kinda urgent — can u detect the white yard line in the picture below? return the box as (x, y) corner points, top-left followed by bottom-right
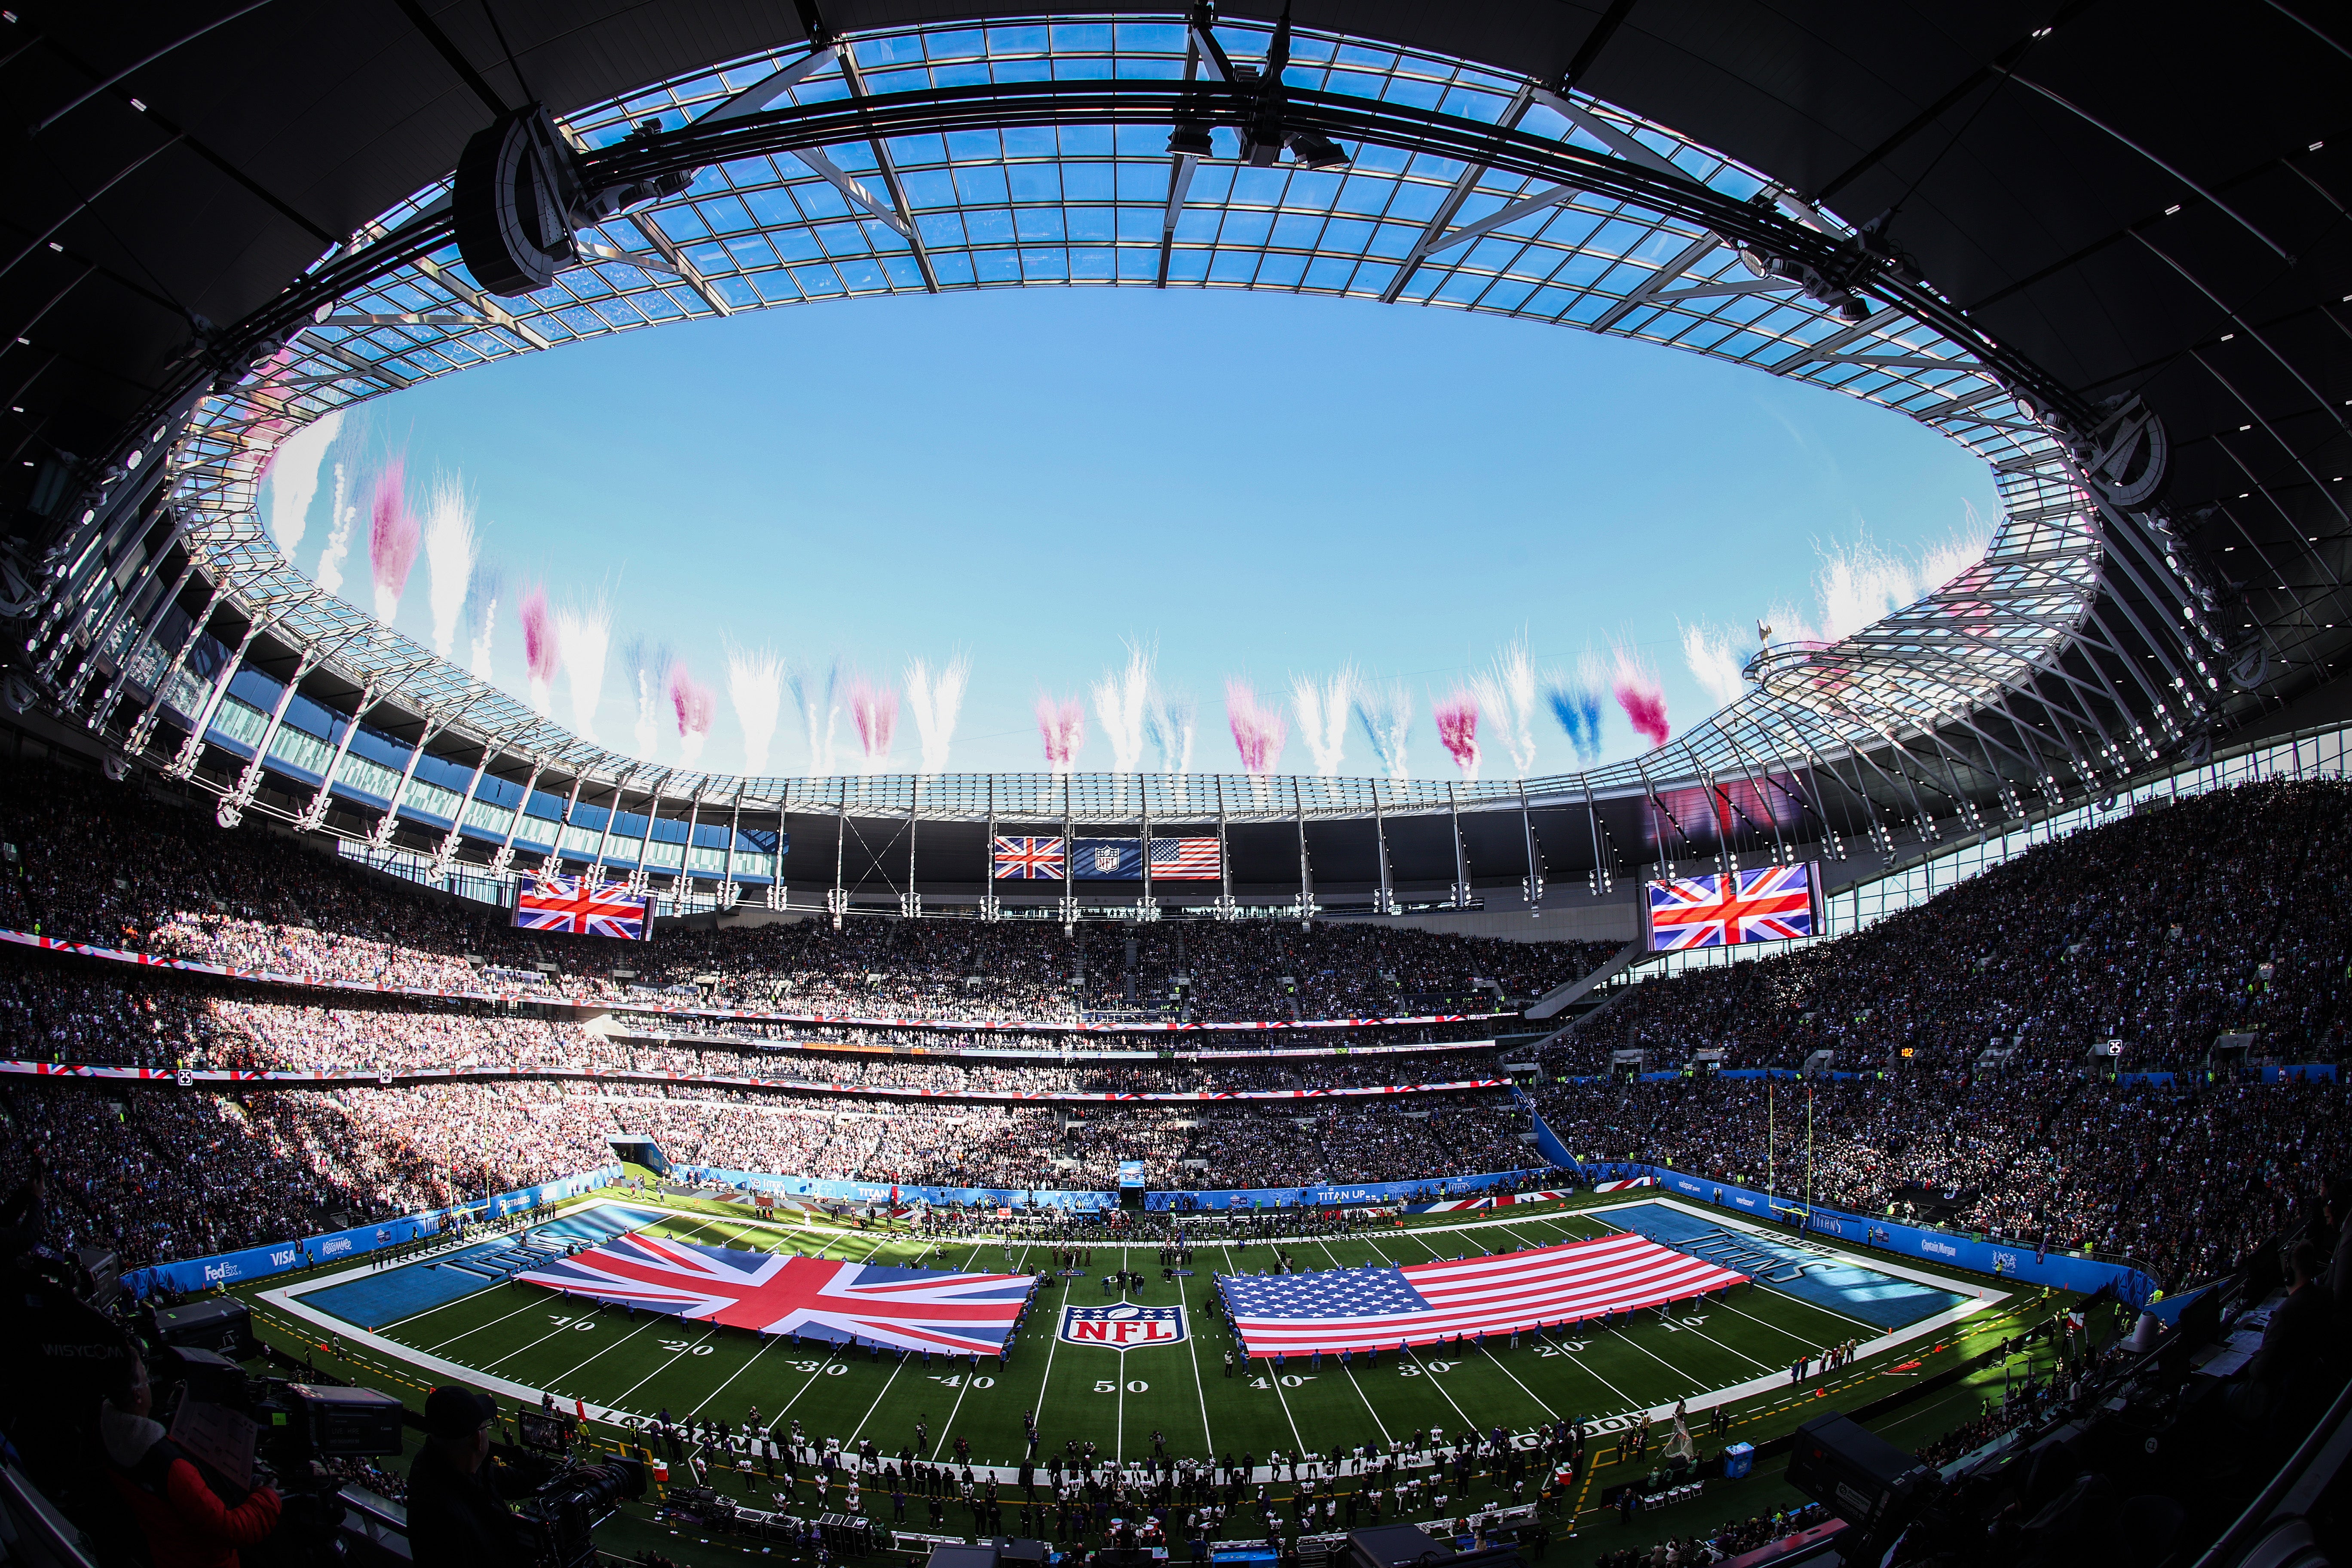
(545, 1312), (662, 1386)
(845, 1351), (910, 1445)
(1306, 1238), (1393, 1447)
(692, 1328), (786, 1422)
(613, 1325), (718, 1407)
(1220, 1241), (1305, 1458)
(420, 1292), (542, 1351)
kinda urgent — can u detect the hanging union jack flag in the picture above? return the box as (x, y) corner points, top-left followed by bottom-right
(1645, 862), (1816, 951)
(992, 836), (1065, 879)
(514, 874), (651, 940)
(514, 1231), (1033, 1353)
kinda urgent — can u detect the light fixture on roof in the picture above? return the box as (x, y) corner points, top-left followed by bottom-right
(1167, 123), (1214, 159)
(1286, 129), (1349, 171)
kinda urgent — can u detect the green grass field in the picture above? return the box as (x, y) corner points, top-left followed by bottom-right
(236, 1193), (2087, 1567)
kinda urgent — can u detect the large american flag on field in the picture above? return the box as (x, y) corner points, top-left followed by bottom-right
(514, 875), (650, 940)
(1222, 1232), (1744, 1356)
(1645, 863), (1814, 952)
(992, 836), (1064, 879)
(514, 1231), (1033, 1353)
(1148, 836), (1222, 880)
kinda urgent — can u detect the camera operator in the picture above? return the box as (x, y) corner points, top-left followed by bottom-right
(408, 1385), (526, 1563)
(101, 1354), (283, 1568)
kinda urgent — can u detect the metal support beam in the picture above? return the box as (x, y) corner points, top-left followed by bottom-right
(367, 714), (454, 848)
(1372, 781), (1396, 915)
(487, 760), (544, 875)
(430, 743), (501, 876)
(219, 640), (334, 823)
(162, 610), (278, 776)
(539, 774), (588, 872)
(87, 555), (201, 726)
(294, 679), (380, 832)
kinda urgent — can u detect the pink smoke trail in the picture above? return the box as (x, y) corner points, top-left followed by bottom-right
(1612, 648), (1671, 750)
(849, 674), (898, 770)
(1433, 689), (1481, 776)
(1037, 695), (1085, 773)
(1224, 680), (1289, 775)
(366, 459), (419, 622)
(519, 585), (560, 714)
(669, 662), (715, 764)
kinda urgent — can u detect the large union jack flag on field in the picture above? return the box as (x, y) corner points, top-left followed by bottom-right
(514, 875), (651, 940)
(1222, 1232), (1744, 1357)
(992, 836), (1065, 879)
(1645, 862), (1814, 951)
(514, 1231), (1033, 1352)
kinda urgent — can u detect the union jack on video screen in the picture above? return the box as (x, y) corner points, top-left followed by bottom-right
(992, 836), (1065, 879)
(514, 875), (650, 940)
(514, 1231), (1033, 1352)
(1645, 862), (1814, 951)
(1222, 1233), (1743, 1356)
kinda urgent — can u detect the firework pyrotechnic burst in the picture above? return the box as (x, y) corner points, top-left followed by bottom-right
(1037, 695), (1085, 774)
(261, 410), (343, 560)
(367, 461), (418, 625)
(1352, 681), (1413, 782)
(1143, 692), (1196, 775)
(1612, 645), (1670, 750)
(848, 672), (898, 772)
(670, 663), (715, 764)
(1290, 667), (1354, 779)
(905, 655), (970, 775)
(789, 662), (841, 777)
(1542, 662), (1606, 766)
(519, 586), (560, 714)
(725, 644), (784, 776)
(463, 563), (502, 683)
(1091, 645), (1152, 773)
(1681, 622), (1749, 710)
(1467, 641), (1539, 778)
(625, 637), (674, 761)
(314, 460), (358, 597)
(1432, 689), (1481, 778)
(1224, 680), (1288, 775)
(421, 475), (477, 659)
(552, 598), (610, 742)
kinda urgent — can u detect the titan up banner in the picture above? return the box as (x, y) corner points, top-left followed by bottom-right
(1634, 1164), (2160, 1308)
(1142, 1166), (1556, 1212)
(126, 1167), (621, 1297)
(682, 1166), (1118, 1212)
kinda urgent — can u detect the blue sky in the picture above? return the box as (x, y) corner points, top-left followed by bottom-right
(262, 287), (1999, 780)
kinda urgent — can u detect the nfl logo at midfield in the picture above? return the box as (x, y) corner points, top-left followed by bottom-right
(1060, 1304), (1187, 1350)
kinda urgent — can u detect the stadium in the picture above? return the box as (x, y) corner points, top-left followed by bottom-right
(0, 3), (2348, 1568)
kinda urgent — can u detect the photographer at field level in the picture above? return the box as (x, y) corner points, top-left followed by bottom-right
(407, 1384), (526, 1563)
(100, 1354), (282, 1568)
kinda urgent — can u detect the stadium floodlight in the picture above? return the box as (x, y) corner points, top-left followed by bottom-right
(1167, 124), (1214, 158)
(1286, 130), (1349, 170)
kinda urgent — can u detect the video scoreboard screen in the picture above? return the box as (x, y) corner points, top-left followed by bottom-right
(1642, 862), (1819, 952)
(513, 874), (652, 940)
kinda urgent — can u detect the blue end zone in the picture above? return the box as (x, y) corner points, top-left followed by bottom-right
(1599, 1201), (1970, 1332)
(304, 1204), (644, 1330)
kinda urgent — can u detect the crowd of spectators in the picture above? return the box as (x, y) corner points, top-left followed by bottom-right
(1590, 1502), (1828, 1567)
(1557, 779), (2352, 1077)
(0, 767), (1611, 1024)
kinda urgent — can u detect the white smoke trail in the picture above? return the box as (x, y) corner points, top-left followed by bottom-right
(905, 654), (971, 775)
(1290, 667), (1355, 779)
(1467, 642), (1539, 779)
(1681, 622), (1749, 710)
(553, 597), (610, 742)
(313, 462), (356, 597)
(1352, 680), (1413, 783)
(1090, 645), (1152, 773)
(625, 637), (672, 762)
(1919, 502), (1993, 592)
(421, 475), (478, 659)
(728, 643), (786, 776)
(464, 563), (502, 683)
(262, 409), (343, 560)
(790, 662), (842, 778)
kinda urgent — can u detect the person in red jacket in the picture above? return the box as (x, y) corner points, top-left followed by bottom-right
(101, 1355), (282, 1568)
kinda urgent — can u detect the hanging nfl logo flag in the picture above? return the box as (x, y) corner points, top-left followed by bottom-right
(514, 874), (652, 940)
(992, 836), (1065, 879)
(1060, 1304), (1188, 1350)
(1070, 839), (1142, 880)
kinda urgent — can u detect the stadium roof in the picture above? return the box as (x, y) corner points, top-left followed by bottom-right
(3, 2), (2347, 904)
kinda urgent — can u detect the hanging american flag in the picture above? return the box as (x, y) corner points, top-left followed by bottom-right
(514, 1231), (1033, 1352)
(1148, 836), (1223, 880)
(992, 836), (1065, 879)
(1644, 862), (1815, 951)
(1221, 1232), (1744, 1356)
(514, 874), (651, 940)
